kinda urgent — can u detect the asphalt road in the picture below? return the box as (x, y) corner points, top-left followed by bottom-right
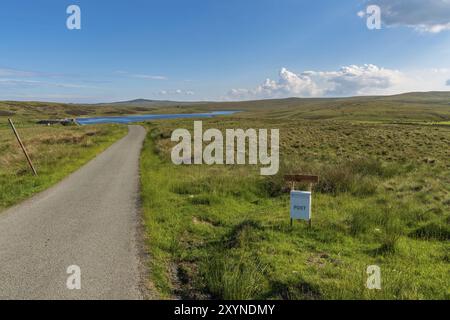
(0, 125), (147, 300)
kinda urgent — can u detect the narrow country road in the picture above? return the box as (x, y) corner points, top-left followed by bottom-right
(0, 125), (147, 300)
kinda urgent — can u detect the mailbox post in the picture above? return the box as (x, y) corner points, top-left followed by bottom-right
(284, 175), (319, 227)
(290, 191), (311, 220)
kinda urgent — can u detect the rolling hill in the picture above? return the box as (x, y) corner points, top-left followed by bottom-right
(0, 91), (449, 123)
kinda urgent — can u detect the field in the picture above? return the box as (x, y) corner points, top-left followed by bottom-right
(0, 120), (126, 210)
(1, 93), (449, 299)
(140, 106), (450, 299)
(0, 101), (157, 124)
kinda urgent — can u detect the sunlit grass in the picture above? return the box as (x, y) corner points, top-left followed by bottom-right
(140, 117), (450, 300)
(0, 122), (127, 210)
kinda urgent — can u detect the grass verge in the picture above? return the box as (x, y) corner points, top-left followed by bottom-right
(0, 122), (127, 210)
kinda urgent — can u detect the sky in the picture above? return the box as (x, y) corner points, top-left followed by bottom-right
(0, 0), (449, 103)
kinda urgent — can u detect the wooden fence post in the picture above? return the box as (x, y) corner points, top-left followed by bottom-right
(8, 119), (38, 176)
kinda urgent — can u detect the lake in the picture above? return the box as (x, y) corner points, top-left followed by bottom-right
(76, 111), (239, 125)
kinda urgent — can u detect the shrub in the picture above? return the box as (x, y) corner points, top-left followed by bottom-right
(259, 163), (294, 197)
(315, 164), (355, 194)
(259, 175), (292, 197)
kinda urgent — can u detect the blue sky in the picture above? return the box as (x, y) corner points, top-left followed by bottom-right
(0, 0), (449, 102)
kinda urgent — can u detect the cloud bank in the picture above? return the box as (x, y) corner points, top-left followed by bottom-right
(229, 65), (405, 99)
(0, 68), (37, 78)
(361, 0), (450, 33)
(229, 65), (450, 100)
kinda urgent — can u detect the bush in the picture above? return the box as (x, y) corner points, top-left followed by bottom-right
(315, 164), (355, 194)
(315, 159), (385, 195)
(259, 162), (295, 197)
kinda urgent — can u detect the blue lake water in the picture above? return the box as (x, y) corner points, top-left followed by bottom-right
(76, 111), (239, 125)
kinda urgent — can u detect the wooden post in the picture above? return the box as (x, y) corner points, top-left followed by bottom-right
(308, 183), (313, 228)
(8, 119), (37, 176)
(290, 181), (295, 227)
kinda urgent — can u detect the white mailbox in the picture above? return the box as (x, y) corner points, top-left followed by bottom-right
(290, 190), (311, 221)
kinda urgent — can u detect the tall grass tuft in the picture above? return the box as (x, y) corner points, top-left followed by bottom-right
(411, 221), (450, 241)
(376, 213), (403, 254)
(203, 254), (267, 300)
(263, 158), (386, 196)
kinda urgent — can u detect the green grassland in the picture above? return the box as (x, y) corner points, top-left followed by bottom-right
(140, 112), (450, 299)
(0, 120), (127, 210)
(192, 92), (450, 123)
(0, 100), (165, 125)
(1, 92), (449, 299)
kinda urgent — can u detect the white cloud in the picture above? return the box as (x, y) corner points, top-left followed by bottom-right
(115, 71), (168, 80)
(229, 68), (321, 99)
(360, 0), (450, 33)
(0, 79), (41, 86)
(0, 79), (97, 89)
(446, 79), (450, 85)
(322, 65), (404, 96)
(228, 65), (450, 100)
(229, 65), (406, 99)
(0, 68), (37, 78)
(0, 67), (67, 78)
(132, 74), (168, 80)
(159, 89), (195, 96)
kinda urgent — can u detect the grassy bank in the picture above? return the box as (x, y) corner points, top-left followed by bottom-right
(141, 117), (449, 300)
(0, 121), (127, 211)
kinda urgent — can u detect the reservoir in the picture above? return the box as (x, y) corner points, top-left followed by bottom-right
(76, 111), (239, 125)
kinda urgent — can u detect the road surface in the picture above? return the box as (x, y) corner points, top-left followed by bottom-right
(0, 125), (147, 299)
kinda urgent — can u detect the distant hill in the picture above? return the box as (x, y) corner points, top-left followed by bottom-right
(170, 91), (450, 122)
(1, 91), (449, 123)
(96, 91), (450, 110)
(95, 99), (209, 108)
